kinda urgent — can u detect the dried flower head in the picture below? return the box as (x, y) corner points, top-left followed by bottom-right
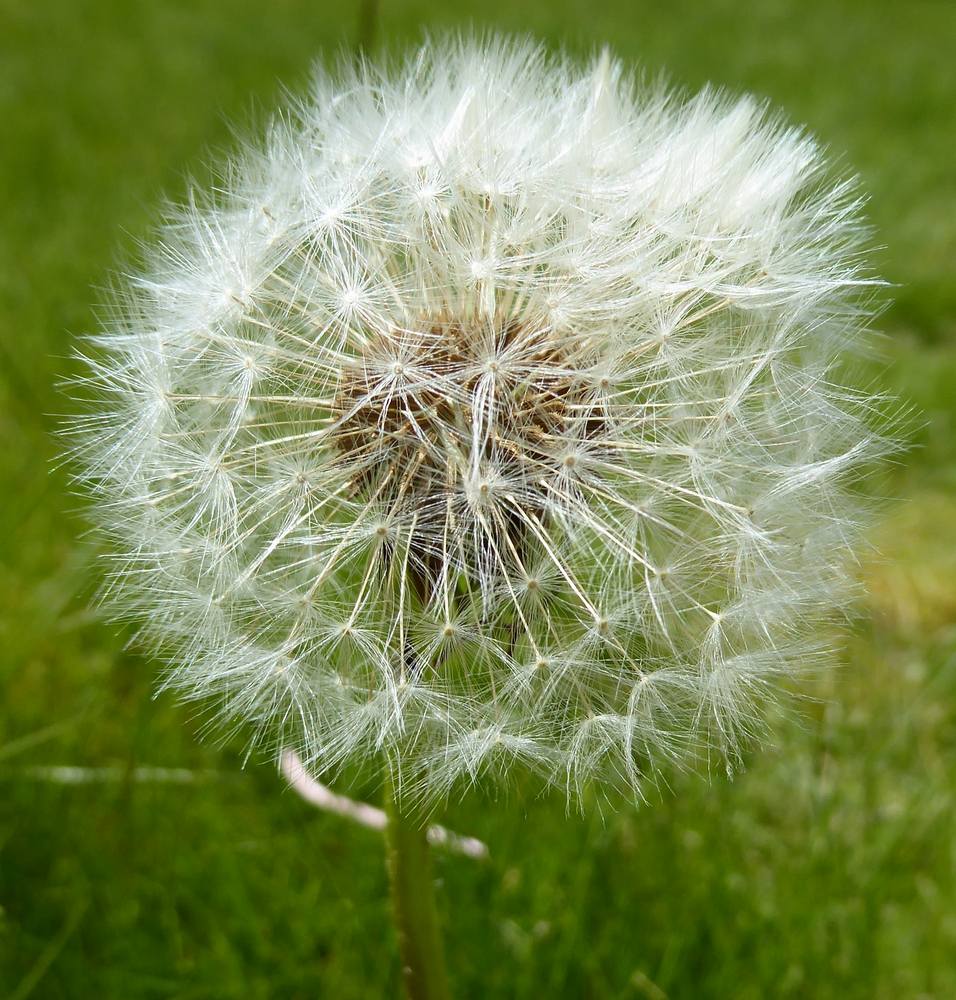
(71, 37), (892, 803)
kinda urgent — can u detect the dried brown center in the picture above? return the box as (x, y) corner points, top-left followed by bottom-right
(331, 317), (594, 506)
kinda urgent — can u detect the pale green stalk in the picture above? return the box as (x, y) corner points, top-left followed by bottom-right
(383, 775), (450, 1000)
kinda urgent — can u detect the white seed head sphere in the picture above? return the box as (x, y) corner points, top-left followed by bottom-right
(74, 37), (892, 803)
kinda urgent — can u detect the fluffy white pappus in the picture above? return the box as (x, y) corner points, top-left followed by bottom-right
(69, 35), (896, 805)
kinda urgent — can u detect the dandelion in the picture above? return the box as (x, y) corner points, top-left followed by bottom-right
(70, 35), (893, 996)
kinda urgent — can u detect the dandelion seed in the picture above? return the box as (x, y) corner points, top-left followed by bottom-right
(70, 36), (895, 806)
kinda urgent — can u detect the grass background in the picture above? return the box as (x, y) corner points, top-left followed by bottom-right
(1, 1), (954, 996)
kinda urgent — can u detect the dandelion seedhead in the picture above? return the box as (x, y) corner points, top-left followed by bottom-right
(71, 37), (894, 804)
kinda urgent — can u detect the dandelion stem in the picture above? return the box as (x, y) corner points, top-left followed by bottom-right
(383, 774), (450, 1000)
(356, 0), (379, 54)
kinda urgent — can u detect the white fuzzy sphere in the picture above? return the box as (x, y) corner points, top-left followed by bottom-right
(74, 37), (891, 802)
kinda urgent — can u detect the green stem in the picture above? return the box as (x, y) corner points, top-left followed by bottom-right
(356, 0), (379, 55)
(383, 775), (450, 1000)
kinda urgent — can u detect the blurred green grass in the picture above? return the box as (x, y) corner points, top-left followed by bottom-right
(1, 1), (953, 996)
